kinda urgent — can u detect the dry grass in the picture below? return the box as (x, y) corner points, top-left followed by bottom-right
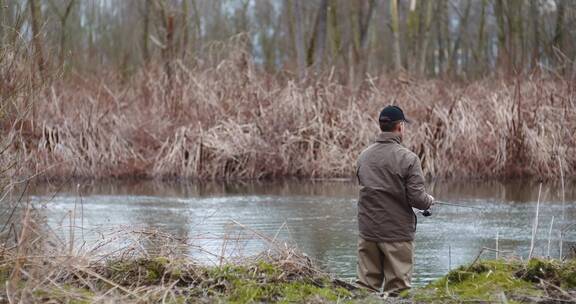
(0, 203), (360, 303)
(2, 43), (575, 181)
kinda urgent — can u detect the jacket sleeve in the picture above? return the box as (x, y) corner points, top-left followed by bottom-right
(405, 154), (433, 210)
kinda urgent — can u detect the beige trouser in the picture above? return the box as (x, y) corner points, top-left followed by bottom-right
(356, 238), (414, 293)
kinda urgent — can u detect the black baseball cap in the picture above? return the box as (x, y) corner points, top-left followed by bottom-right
(379, 105), (411, 123)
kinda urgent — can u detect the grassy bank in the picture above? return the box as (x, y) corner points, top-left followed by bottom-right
(2, 255), (361, 303)
(414, 258), (576, 303)
(0, 203), (574, 303)
(0, 205), (367, 303)
(2, 46), (575, 181)
(2, 212), (575, 303)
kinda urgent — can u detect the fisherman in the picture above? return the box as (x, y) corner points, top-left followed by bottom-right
(355, 105), (434, 296)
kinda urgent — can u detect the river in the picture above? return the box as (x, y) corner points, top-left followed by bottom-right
(18, 179), (576, 286)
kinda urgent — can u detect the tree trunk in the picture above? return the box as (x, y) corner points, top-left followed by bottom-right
(448, 0), (471, 76)
(440, 0), (450, 75)
(494, 0), (509, 75)
(406, 0), (418, 72)
(327, 0), (341, 63)
(359, 0), (376, 51)
(181, 0), (189, 59)
(553, 0), (566, 72)
(390, 0), (402, 73)
(142, 0), (151, 63)
(165, 15), (174, 79)
(29, 0), (46, 78)
(530, 0), (540, 70)
(350, 0), (376, 83)
(0, 0), (4, 47)
(417, 0), (434, 76)
(506, 0), (523, 74)
(307, 0), (328, 71)
(475, 0), (487, 76)
(59, 0), (75, 67)
(291, 0), (306, 78)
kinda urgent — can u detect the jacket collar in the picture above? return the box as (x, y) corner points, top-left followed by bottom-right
(375, 132), (402, 144)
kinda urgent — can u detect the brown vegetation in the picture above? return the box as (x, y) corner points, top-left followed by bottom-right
(3, 46), (575, 181)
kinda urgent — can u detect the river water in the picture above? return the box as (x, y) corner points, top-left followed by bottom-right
(18, 179), (576, 286)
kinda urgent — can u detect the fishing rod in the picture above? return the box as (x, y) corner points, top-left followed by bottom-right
(434, 201), (482, 210)
(420, 201), (482, 217)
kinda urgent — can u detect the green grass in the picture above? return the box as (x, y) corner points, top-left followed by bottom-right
(413, 258), (576, 303)
(205, 262), (354, 303)
(33, 284), (95, 304)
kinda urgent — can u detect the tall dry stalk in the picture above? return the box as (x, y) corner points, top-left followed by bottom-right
(558, 155), (565, 222)
(546, 216), (554, 259)
(528, 183), (542, 260)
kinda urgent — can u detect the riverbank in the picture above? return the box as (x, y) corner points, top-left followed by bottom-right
(2, 231), (575, 302)
(414, 258), (576, 303)
(3, 54), (575, 182)
(1, 204), (574, 303)
(0, 206), (360, 303)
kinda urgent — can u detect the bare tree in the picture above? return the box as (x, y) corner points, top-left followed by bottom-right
(0, 0), (4, 47)
(553, 0), (566, 71)
(307, 0), (329, 71)
(417, 0), (434, 76)
(142, 0), (151, 63)
(47, 0), (76, 67)
(291, 0), (306, 78)
(28, 0), (45, 78)
(390, 0), (402, 73)
(181, 0), (189, 58)
(529, 0), (540, 70)
(448, 0), (471, 76)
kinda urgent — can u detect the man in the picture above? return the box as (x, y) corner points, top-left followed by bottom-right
(355, 105), (434, 295)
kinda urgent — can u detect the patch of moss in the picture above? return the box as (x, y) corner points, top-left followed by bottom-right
(559, 259), (576, 288)
(199, 262), (354, 303)
(516, 258), (576, 289)
(277, 281), (352, 303)
(221, 279), (352, 303)
(521, 258), (560, 283)
(255, 260), (281, 277)
(33, 284), (95, 304)
(414, 259), (541, 303)
(0, 264), (11, 285)
(105, 256), (172, 285)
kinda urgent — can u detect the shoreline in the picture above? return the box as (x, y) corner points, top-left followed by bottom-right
(1, 235), (574, 303)
(12, 174), (575, 187)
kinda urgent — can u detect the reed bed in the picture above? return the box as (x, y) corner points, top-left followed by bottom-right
(3, 45), (575, 181)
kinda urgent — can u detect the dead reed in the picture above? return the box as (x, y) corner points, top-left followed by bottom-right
(3, 44), (575, 181)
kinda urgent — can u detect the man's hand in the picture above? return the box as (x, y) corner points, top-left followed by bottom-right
(427, 194), (435, 208)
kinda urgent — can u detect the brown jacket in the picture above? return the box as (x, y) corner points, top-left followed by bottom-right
(356, 132), (433, 242)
